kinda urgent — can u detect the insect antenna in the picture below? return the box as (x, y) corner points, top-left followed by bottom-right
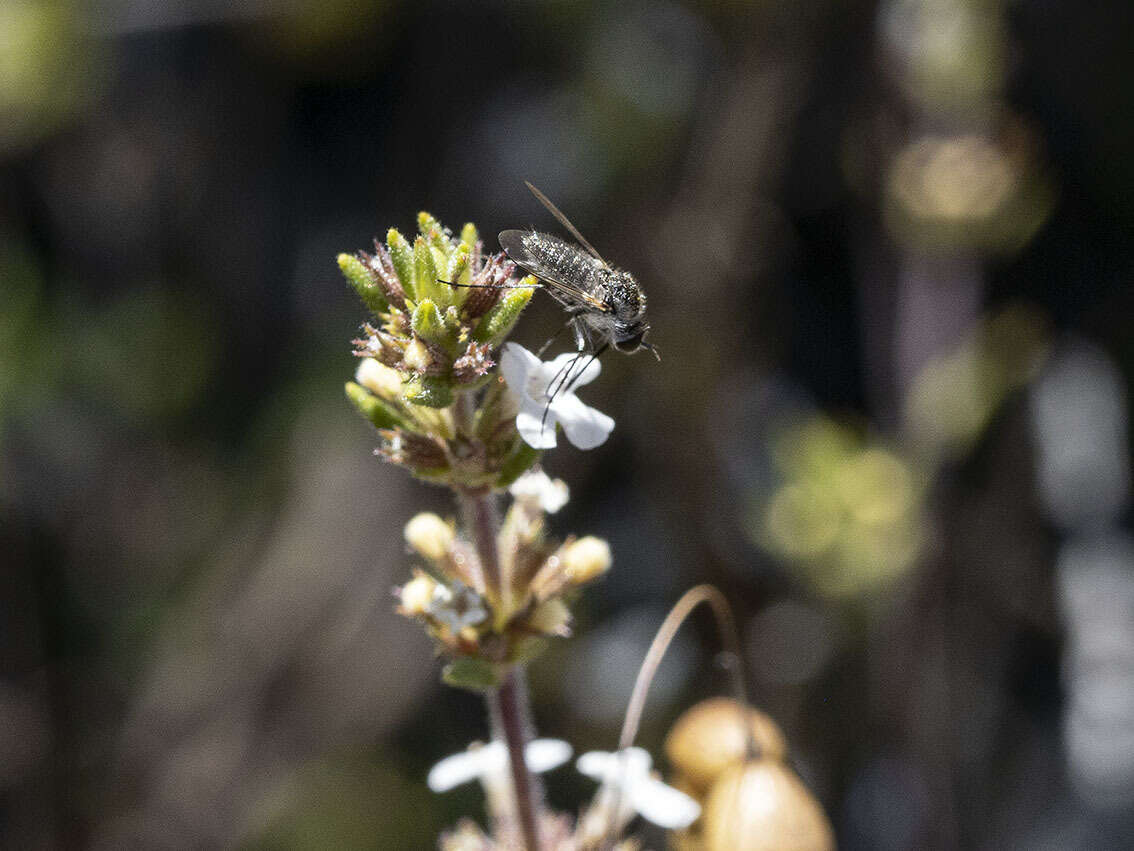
(437, 278), (536, 290)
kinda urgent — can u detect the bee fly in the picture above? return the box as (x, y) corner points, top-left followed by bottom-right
(500, 181), (656, 361)
(495, 182), (658, 425)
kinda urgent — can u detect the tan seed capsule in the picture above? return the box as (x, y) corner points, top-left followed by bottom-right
(702, 761), (835, 851)
(664, 698), (789, 795)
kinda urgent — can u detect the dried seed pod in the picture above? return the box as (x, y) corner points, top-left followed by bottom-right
(664, 698), (788, 795)
(701, 761), (834, 851)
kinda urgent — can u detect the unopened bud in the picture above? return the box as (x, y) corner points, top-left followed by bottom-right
(405, 512), (454, 562)
(404, 337), (434, 371)
(563, 536), (612, 584)
(528, 598), (572, 637)
(399, 572), (438, 616)
(355, 358), (403, 400)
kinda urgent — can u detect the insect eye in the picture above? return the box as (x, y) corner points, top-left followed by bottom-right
(615, 331), (646, 353)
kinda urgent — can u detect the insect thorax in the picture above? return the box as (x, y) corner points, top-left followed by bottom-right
(599, 268), (646, 322)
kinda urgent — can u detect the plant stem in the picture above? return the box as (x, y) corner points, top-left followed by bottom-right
(488, 666), (544, 851)
(452, 431), (543, 850)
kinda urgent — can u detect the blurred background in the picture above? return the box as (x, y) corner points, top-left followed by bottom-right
(2, 0), (1133, 847)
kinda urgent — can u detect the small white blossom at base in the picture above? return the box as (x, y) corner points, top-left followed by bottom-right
(577, 747), (701, 833)
(509, 469), (570, 513)
(426, 582), (487, 633)
(500, 343), (614, 451)
(427, 739), (573, 792)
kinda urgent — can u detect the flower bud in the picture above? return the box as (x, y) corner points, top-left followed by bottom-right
(345, 382), (405, 430)
(386, 228), (416, 301)
(701, 761), (834, 851)
(665, 698), (788, 795)
(355, 357), (403, 401)
(337, 252), (388, 314)
(404, 337), (434, 371)
(399, 572), (438, 616)
(562, 536), (612, 584)
(527, 598), (572, 637)
(405, 512), (454, 562)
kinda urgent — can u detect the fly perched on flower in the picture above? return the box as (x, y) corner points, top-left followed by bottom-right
(499, 182), (658, 363)
(495, 182), (659, 429)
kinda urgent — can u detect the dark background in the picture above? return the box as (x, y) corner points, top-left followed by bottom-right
(3, 0), (1134, 847)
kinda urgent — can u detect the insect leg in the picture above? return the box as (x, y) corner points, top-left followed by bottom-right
(544, 318), (593, 405)
(564, 343), (609, 394)
(536, 311), (586, 358)
(540, 347), (590, 433)
(539, 321), (604, 434)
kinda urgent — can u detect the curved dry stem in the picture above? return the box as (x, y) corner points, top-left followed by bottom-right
(618, 584), (749, 752)
(590, 584), (753, 849)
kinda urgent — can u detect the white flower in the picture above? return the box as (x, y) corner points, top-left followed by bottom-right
(576, 747), (701, 833)
(500, 343), (615, 451)
(509, 468), (570, 513)
(425, 582), (487, 633)
(427, 739), (573, 793)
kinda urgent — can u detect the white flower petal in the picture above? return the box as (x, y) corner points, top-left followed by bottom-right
(428, 739), (572, 793)
(516, 397), (559, 449)
(501, 343), (539, 399)
(553, 393), (615, 450)
(540, 351), (603, 394)
(428, 742), (505, 792)
(629, 777), (702, 829)
(576, 748), (652, 783)
(524, 739), (573, 773)
(576, 750), (612, 780)
(509, 470), (570, 513)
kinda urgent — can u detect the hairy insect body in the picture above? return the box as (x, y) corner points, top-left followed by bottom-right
(502, 229), (650, 353)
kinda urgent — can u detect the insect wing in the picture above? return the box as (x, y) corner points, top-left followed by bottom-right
(524, 181), (605, 263)
(498, 229), (609, 313)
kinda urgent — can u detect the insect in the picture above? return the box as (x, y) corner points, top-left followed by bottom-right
(499, 182), (656, 363)
(497, 182), (658, 422)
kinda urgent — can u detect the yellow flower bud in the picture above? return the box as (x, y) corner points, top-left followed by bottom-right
(562, 536), (611, 584)
(404, 512), (454, 562)
(399, 573), (438, 616)
(665, 698), (789, 795)
(404, 337), (434, 371)
(701, 761), (834, 851)
(527, 598), (572, 636)
(355, 357), (403, 400)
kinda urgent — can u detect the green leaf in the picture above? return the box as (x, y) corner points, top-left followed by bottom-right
(417, 211), (449, 253)
(337, 253), (388, 314)
(472, 280), (535, 344)
(496, 438), (542, 488)
(403, 375), (454, 409)
(386, 228), (416, 302)
(441, 658), (502, 692)
(413, 236), (444, 305)
(446, 243), (471, 305)
(509, 637), (549, 665)
(460, 222), (478, 249)
(345, 382), (406, 430)
(411, 299), (458, 353)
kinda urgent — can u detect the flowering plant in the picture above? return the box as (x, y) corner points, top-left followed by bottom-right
(339, 211), (833, 850)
